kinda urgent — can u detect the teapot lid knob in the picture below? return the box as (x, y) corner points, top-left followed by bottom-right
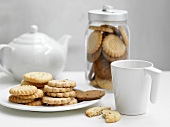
(30, 25), (38, 33)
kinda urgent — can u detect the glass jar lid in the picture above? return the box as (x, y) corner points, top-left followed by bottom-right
(88, 5), (128, 22)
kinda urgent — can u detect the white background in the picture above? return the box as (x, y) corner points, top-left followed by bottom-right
(0, 0), (169, 71)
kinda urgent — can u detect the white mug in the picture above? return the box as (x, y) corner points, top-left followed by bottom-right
(111, 60), (162, 115)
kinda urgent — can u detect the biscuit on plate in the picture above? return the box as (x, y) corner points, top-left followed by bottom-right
(24, 72), (52, 83)
(9, 85), (38, 96)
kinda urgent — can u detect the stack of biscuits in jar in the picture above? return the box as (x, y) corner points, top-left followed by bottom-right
(87, 25), (129, 90)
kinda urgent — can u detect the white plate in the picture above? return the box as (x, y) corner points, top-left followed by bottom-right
(0, 86), (100, 112)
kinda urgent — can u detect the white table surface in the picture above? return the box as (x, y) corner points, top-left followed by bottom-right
(0, 71), (170, 127)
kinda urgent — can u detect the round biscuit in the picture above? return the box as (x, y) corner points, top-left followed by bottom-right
(42, 96), (71, 105)
(9, 85), (38, 96)
(46, 91), (76, 98)
(48, 80), (76, 88)
(87, 46), (102, 62)
(24, 72), (52, 83)
(102, 49), (127, 62)
(21, 80), (47, 88)
(17, 89), (44, 99)
(87, 31), (102, 54)
(95, 76), (113, 90)
(9, 95), (34, 104)
(93, 55), (112, 80)
(44, 85), (73, 93)
(119, 26), (129, 46)
(102, 110), (121, 123)
(76, 90), (105, 101)
(26, 100), (43, 106)
(102, 34), (126, 57)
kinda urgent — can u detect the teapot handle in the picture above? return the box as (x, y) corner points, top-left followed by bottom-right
(0, 44), (14, 77)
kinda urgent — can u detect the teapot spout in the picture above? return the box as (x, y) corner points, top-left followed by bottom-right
(58, 35), (71, 56)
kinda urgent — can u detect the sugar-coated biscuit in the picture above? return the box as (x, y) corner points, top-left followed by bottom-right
(24, 72), (52, 83)
(44, 85), (73, 93)
(53, 98), (78, 106)
(85, 106), (111, 117)
(102, 34), (126, 57)
(9, 85), (38, 96)
(26, 100), (43, 106)
(21, 80), (47, 88)
(87, 31), (102, 54)
(46, 91), (76, 98)
(42, 96), (71, 105)
(17, 89), (44, 99)
(75, 90), (105, 101)
(48, 80), (76, 88)
(9, 95), (34, 104)
(119, 26), (129, 46)
(102, 110), (121, 123)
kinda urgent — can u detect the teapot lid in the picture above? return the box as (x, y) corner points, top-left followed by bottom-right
(13, 25), (51, 44)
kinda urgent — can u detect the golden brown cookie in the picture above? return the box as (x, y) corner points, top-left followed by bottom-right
(75, 90), (105, 101)
(9, 85), (38, 96)
(87, 46), (102, 62)
(100, 25), (115, 33)
(46, 91), (76, 98)
(26, 100), (43, 106)
(87, 31), (102, 54)
(89, 25), (114, 33)
(48, 80), (76, 88)
(85, 106), (111, 117)
(102, 110), (121, 123)
(9, 95), (34, 104)
(102, 34), (126, 57)
(102, 49), (127, 62)
(24, 72), (52, 83)
(95, 76), (113, 90)
(54, 98), (78, 106)
(119, 26), (129, 46)
(44, 85), (73, 93)
(93, 55), (112, 80)
(17, 89), (44, 99)
(90, 79), (98, 86)
(42, 96), (71, 105)
(21, 80), (47, 88)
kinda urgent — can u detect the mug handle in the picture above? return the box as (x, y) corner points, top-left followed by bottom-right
(145, 66), (162, 104)
(0, 44), (14, 77)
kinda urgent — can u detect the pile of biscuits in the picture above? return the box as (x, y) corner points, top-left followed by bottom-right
(43, 80), (77, 106)
(9, 85), (44, 106)
(85, 106), (121, 123)
(8, 72), (105, 106)
(87, 24), (129, 90)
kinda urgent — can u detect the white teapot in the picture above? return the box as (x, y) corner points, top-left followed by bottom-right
(0, 25), (71, 81)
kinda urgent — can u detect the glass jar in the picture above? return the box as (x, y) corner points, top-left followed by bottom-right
(85, 5), (130, 91)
